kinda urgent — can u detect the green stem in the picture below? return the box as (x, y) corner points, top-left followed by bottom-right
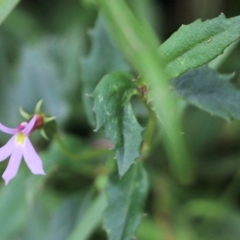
(97, 0), (193, 184)
(140, 99), (158, 160)
(54, 133), (110, 161)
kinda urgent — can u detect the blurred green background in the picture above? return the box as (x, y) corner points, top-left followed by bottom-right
(1, 0), (240, 239)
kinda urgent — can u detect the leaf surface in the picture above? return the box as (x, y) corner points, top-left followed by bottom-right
(173, 66), (240, 120)
(81, 16), (130, 126)
(14, 42), (68, 122)
(104, 163), (148, 240)
(160, 14), (240, 78)
(0, 0), (19, 25)
(0, 171), (28, 239)
(93, 72), (143, 176)
(68, 192), (107, 240)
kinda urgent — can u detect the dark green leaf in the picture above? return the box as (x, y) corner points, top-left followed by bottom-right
(0, 32), (22, 127)
(173, 66), (240, 120)
(93, 72), (143, 176)
(160, 14), (240, 78)
(103, 163), (148, 240)
(80, 16), (130, 126)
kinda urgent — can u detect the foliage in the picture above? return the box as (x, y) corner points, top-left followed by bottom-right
(1, 0), (240, 240)
(80, 17), (130, 126)
(103, 163), (148, 240)
(173, 65), (240, 121)
(92, 72), (143, 176)
(159, 14), (240, 78)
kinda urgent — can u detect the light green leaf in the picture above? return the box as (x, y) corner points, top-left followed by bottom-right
(136, 218), (162, 240)
(92, 72), (143, 176)
(80, 16), (130, 126)
(46, 190), (94, 240)
(0, 172), (28, 239)
(0, 0), (19, 25)
(160, 14), (240, 78)
(173, 65), (240, 121)
(20, 195), (52, 240)
(68, 192), (107, 240)
(13, 42), (68, 122)
(103, 163), (148, 240)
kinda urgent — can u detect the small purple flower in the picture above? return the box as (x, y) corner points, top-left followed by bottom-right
(0, 115), (45, 185)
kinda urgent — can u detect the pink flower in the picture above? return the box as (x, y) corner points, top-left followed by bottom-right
(0, 115), (45, 185)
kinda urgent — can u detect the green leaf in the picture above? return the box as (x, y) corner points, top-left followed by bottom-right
(68, 192), (107, 240)
(92, 71), (143, 176)
(0, 172), (28, 239)
(93, 0), (193, 184)
(0, 0), (19, 25)
(160, 14), (240, 78)
(103, 163), (148, 240)
(13, 42), (68, 122)
(173, 65), (240, 121)
(80, 16), (130, 126)
(21, 195), (51, 240)
(46, 189), (94, 240)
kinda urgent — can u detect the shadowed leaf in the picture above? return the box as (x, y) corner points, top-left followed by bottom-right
(104, 163), (148, 240)
(93, 72), (143, 176)
(173, 66), (240, 120)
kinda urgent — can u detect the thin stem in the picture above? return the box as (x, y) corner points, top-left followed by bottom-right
(140, 97), (158, 160)
(54, 133), (111, 161)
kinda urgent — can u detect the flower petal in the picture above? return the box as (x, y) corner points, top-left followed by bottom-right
(0, 136), (15, 162)
(0, 123), (18, 134)
(2, 145), (23, 185)
(23, 138), (45, 175)
(22, 115), (37, 135)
